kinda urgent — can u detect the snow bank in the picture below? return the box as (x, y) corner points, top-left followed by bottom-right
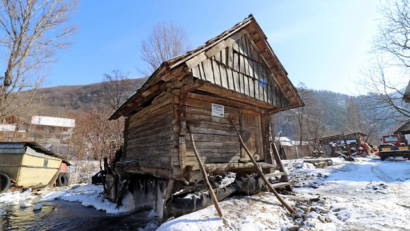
(40, 184), (134, 214)
(158, 193), (293, 231)
(0, 189), (36, 206)
(159, 157), (410, 230)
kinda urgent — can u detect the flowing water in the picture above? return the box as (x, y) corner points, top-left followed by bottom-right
(1, 200), (158, 231)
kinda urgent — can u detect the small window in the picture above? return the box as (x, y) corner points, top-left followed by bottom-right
(43, 159), (48, 167)
(62, 128), (68, 133)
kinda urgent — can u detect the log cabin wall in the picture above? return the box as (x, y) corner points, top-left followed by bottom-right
(125, 92), (175, 169)
(181, 89), (273, 171)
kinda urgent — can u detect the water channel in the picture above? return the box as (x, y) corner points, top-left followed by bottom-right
(2, 200), (158, 231)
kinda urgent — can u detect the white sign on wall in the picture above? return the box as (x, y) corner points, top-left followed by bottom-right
(211, 103), (224, 117)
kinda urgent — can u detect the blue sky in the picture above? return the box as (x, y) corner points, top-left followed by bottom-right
(49, 0), (380, 95)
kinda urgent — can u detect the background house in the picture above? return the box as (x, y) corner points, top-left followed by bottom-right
(29, 115), (75, 145)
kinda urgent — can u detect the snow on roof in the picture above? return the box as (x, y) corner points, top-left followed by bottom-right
(292, 140), (309, 146)
(329, 139), (357, 145)
(0, 124), (16, 131)
(274, 137), (310, 146)
(274, 137), (293, 146)
(31, 116), (75, 128)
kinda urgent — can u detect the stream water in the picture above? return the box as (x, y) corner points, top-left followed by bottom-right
(2, 200), (158, 231)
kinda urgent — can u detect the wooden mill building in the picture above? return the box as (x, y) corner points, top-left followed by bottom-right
(109, 15), (304, 184)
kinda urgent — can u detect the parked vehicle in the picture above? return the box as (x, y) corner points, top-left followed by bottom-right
(0, 142), (71, 192)
(378, 135), (410, 161)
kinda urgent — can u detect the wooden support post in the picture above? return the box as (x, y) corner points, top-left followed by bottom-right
(47, 165), (61, 188)
(189, 131), (223, 218)
(230, 119), (295, 214)
(271, 142), (292, 191)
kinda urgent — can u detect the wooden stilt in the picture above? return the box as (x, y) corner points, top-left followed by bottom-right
(189, 130), (223, 218)
(230, 119), (295, 214)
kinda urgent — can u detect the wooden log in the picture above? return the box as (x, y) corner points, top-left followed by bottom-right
(187, 92), (259, 112)
(189, 131), (223, 218)
(229, 119), (295, 214)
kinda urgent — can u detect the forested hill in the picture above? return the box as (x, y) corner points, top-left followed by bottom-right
(26, 77), (148, 115)
(312, 90), (350, 130)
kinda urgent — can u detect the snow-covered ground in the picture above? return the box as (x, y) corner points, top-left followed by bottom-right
(4, 156), (410, 230)
(157, 157), (410, 231)
(40, 184), (135, 214)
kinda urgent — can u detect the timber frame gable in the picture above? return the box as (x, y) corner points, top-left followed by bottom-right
(109, 15), (303, 121)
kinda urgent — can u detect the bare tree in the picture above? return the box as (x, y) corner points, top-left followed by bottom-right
(360, 60), (410, 121)
(0, 0), (79, 119)
(140, 21), (191, 75)
(76, 103), (124, 168)
(294, 82), (315, 148)
(361, 0), (410, 121)
(303, 99), (329, 152)
(374, 0), (410, 67)
(101, 70), (134, 110)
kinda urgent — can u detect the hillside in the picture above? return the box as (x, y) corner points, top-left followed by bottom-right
(26, 77), (148, 116)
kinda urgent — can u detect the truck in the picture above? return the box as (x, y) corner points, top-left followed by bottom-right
(378, 134), (410, 161)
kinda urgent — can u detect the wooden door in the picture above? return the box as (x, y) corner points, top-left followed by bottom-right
(240, 110), (263, 161)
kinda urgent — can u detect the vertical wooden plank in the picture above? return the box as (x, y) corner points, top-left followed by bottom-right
(227, 67), (235, 91)
(219, 48), (229, 89)
(219, 65), (229, 89)
(221, 48), (227, 66)
(239, 53), (245, 74)
(242, 35), (251, 58)
(247, 37), (256, 79)
(254, 79), (259, 100)
(262, 65), (268, 103)
(228, 46), (234, 68)
(254, 56), (260, 80)
(267, 69), (272, 105)
(239, 73), (245, 94)
(233, 49), (239, 72)
(232, 70), (240, 92)
(258, 63), (264, 101)
(249, 74), (255, 98)
(237, 36), (245, 55)
(272, 85), (277, 106)
(255, 58), (263, 101)
(198, 62), (205, 80)
(248, 59), (255, 79)
(192, 66), (200, 79)
(243, 57), (250, 77)
(248, 35), (259, 61)
(243, 37), (252, 77)
(232, 39), (240, 52)
(212, 59), (221, 86)
(202, 59), (214, 83)
(241, 37), (249, 76)
(214, 51), (221, 62)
